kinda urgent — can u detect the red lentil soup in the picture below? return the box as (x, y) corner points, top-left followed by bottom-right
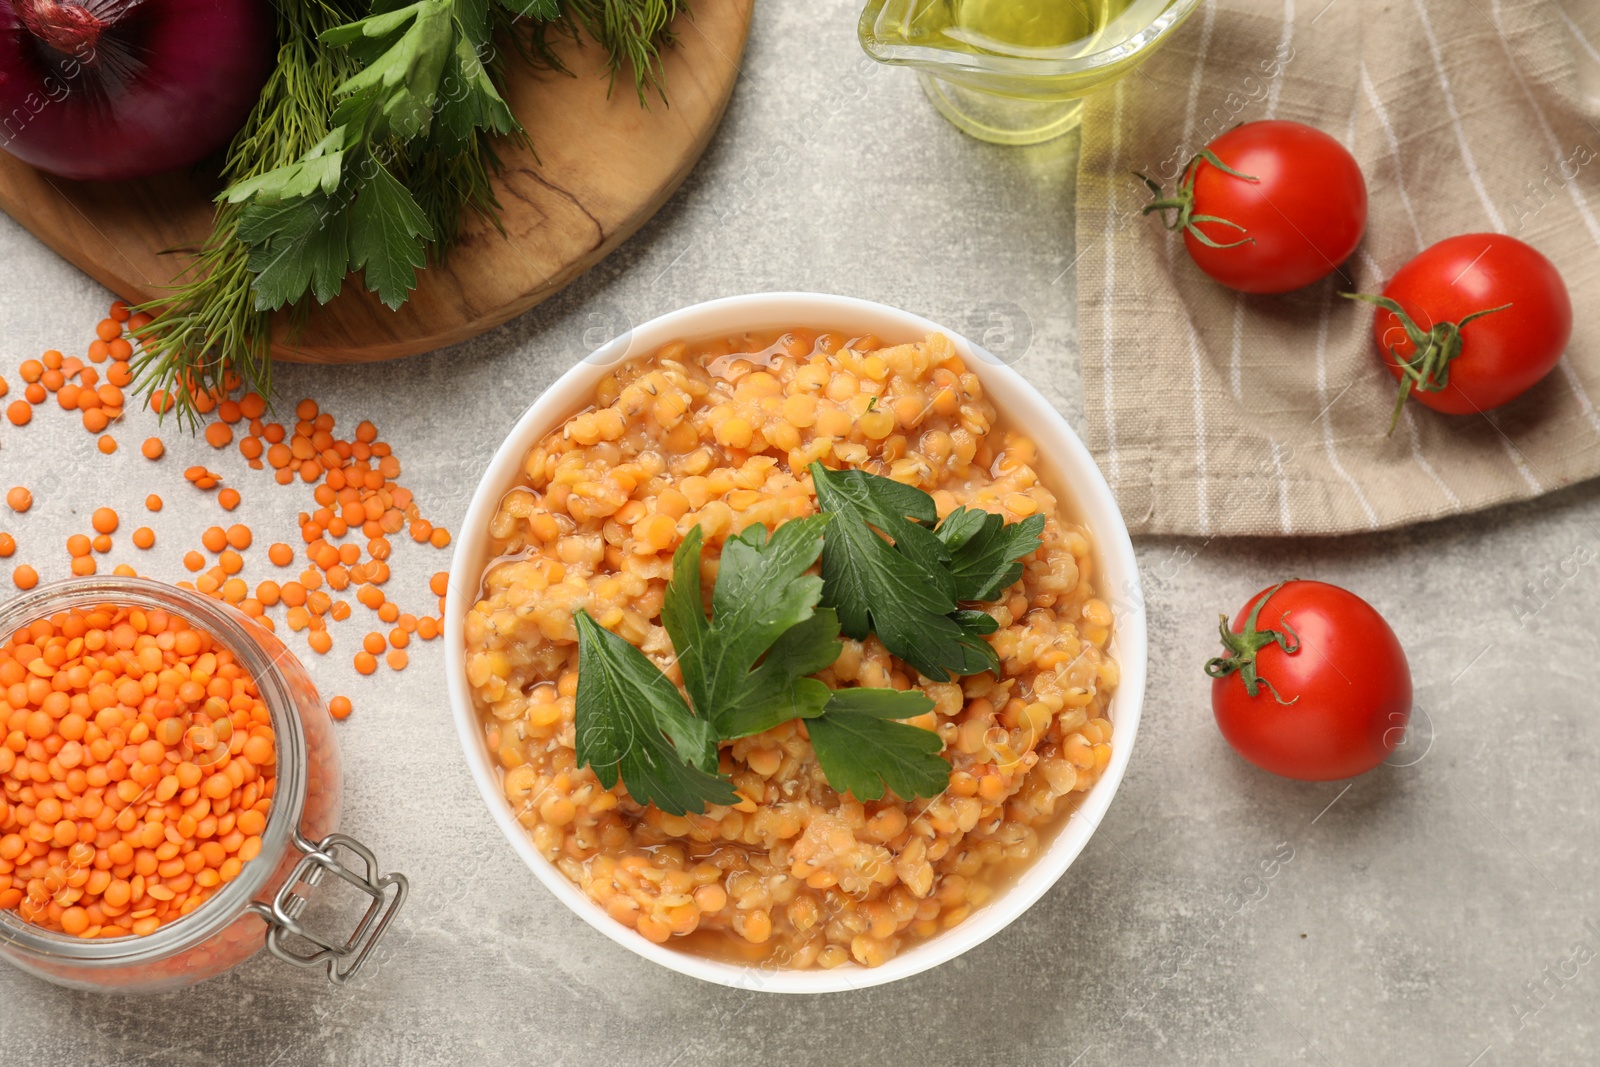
(464, 328), (1118, 969)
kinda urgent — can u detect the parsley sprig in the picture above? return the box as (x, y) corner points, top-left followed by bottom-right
(574, 518), (944, 815)
(809, 463), (1044, 682)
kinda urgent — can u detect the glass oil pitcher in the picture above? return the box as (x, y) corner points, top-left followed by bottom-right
(859, 0), (1204, 145)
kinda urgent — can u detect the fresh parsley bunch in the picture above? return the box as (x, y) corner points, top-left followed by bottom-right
(573, 467), (1044, 816)
(223, 0), (527, 312)
(133, 0), (688, 421)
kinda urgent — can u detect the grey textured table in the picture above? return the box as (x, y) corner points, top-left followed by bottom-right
(3, 3), (1598, 1064)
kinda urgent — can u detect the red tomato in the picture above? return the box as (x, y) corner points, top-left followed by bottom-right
(1144, 120), (1367, 293)
(1207, 581), (1410, 782)
(1355, 234), (1572, 418)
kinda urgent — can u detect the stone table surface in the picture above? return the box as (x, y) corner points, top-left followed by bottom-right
(3, 2), (1599, 1065)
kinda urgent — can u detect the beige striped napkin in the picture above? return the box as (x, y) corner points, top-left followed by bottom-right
(1075, 0), (1600, 536)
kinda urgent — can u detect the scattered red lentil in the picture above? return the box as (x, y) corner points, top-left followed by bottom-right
(328, 696), (353, 720)
(184, 467), (221, 490)
(7, 488), (32, 513)
(4, 315), (458, 719)
(0, 534), (13, 557)
(12, 564), (38, 589)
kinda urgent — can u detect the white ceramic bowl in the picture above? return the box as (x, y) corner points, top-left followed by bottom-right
(445, 293), (1146, 994)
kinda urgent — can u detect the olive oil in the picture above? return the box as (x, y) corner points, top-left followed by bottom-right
(858, 0), (1199, 144)
(879, 0), (1150, 58)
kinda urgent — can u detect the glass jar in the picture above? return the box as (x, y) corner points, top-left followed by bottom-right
(0, 578), (406, 992)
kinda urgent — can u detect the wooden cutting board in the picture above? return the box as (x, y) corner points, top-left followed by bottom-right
(0, 0), (753, 363)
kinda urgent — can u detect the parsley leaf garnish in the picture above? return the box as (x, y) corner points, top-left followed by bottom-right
(808, 463), (970, 681)
(663, 518), (837, 740)
(807, 688), (946, 802)
(809, 463), (1041, 682)
(938, 506), (1046, 602)
(572, 609), (735, 817)
(573, 481), (1036, 814)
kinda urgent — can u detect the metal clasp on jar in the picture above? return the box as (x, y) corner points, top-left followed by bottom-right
(249, 831), (408, 985)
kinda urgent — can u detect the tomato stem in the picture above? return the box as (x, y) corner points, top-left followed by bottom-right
(1204, 581), (1300, 704)
(1341, 293), (1513, 433)
(1136, 149), (1259, 250)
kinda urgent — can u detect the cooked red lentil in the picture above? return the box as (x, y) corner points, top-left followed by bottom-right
(464, 329), (1118, 969)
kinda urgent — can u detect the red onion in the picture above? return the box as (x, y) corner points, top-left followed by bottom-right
(0, 0), (274, 182)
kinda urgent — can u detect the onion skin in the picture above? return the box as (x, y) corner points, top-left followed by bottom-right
(0, 0), (275, 181)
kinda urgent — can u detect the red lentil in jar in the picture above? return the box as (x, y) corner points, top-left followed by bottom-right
(464, 329), (1118, 970)
(0, 579), (404, 992)
(0, 603), (277, 938)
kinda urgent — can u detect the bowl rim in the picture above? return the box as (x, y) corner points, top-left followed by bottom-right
(444, 292), (1146, 994)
